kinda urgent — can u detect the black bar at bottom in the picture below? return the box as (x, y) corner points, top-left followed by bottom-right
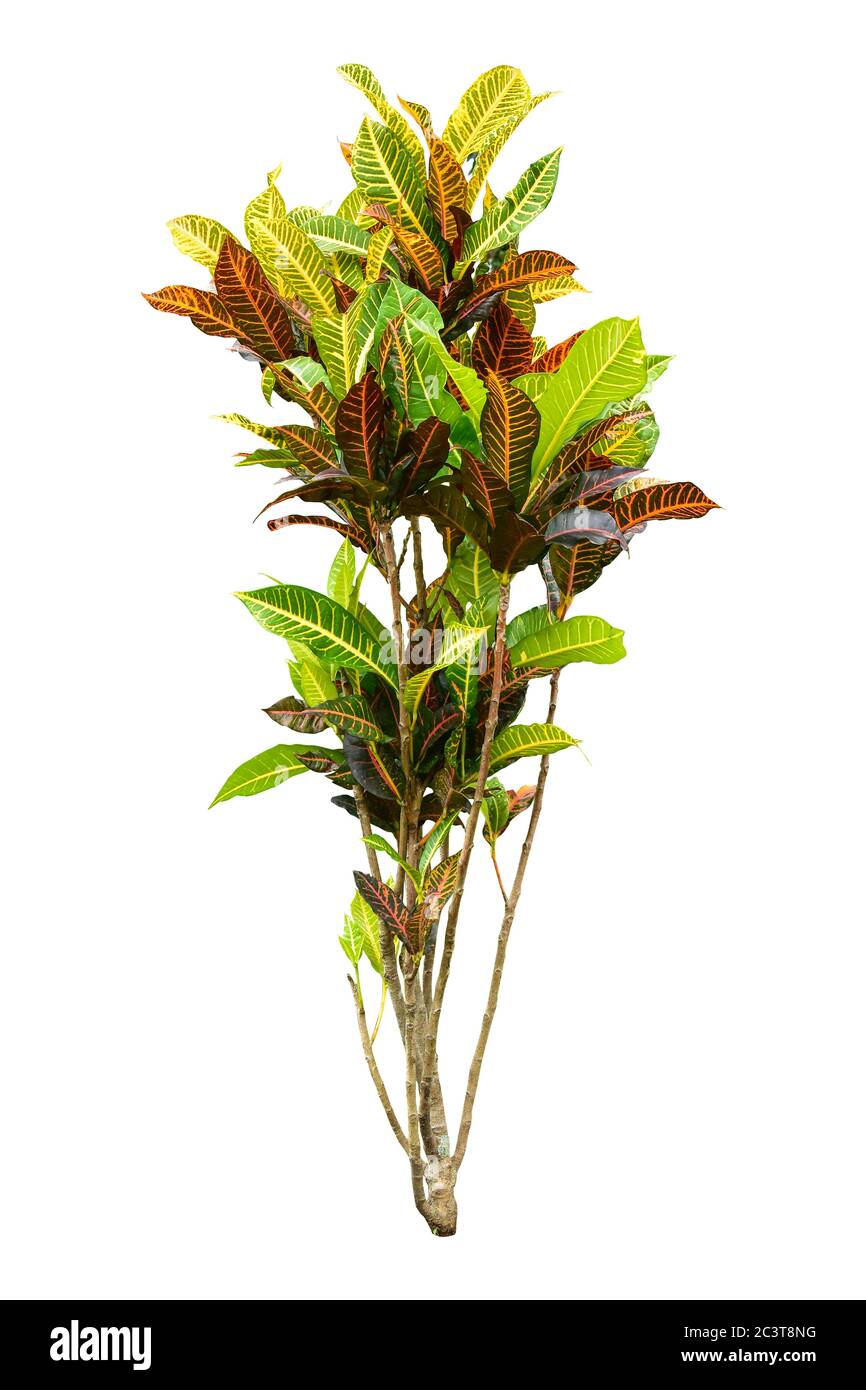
(1, 1299), (862, 1375)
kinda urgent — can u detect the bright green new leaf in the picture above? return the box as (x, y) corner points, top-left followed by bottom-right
(209, 744), (312, 807)
(327, 538), (356, 608)
(418, 813), (459, 880)
(510, 615), (626, 670)
(244, 166), (286, 241)
(454, 149), (562, 275)
(530, 317), (647, 481)
(487, 723), (580, 775)
(362, 835), (422, 892)
(236, 585), (398, 689)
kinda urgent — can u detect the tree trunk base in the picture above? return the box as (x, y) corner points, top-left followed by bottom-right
(418, 1155), (457, 1235)
(417, 1192), (458, 1236)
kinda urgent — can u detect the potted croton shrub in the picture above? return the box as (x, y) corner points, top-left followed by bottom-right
(145, 63), (718, 1235)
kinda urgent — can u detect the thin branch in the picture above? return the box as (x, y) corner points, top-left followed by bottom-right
(421, 582), (511, 1140)
(404, 969), (427, 1205)
(348, 976), (409, 1156)
(410, 517), (427, 627)
(453, 671), (561, 1170)
(353, 784), (404, 1036)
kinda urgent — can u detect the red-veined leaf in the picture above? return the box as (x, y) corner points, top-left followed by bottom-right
(343, 735), (403, 801)
(487, 512), (546, 576)
(334, 374), (385, 480)
(353, 871), (413, 950)
(527, 330), (584, 374)
(141, 285), (238, 339)
(401, 483), (489, 549)
(464, 250), (576, 315)
(548, 539), (621, 613)
(213, 236), (297, 362)
(458, 450), (514, 527)
(390, 416), (451, 498)
(471, 301), (534, 381)
(426, 138), (468, 238)
(613, 481), (719, 532)
(265, 513), (370, 548)
(480, 372), (540, 508)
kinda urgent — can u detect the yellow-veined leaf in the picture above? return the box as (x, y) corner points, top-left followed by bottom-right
(454, 149), (562, 276)
(531, 317), (647, 482)
(510, 614), (626, 670)
(311, 292), (367, 399)
(247, 216), (337, 314)
(236, 584), (398, 688)
(351, 116), (439, 243)
(166, 214), (230, 271)
(465, 91), (556, 208)
(443, 65), (531, 162)
(209, 744), (315, 807)
(337, 63), (427, 181)
(487, 722), (580, 775)
(244, 166), (286, 241)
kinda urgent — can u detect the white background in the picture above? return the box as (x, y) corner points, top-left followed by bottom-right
(2, 0), (863, 1300)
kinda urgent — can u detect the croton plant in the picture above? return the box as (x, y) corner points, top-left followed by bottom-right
(145, 63), (718, 1235)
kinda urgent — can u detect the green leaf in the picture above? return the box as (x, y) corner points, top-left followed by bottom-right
(327, 538), (356, 607)
(446, 539), (500, 628)
(362, 835), (422, 892)
(337, 63), (427, 182)
(454, 149), (562, 276)
(487, 722), (580, 774)
(244, 166), (286, 242)
(209, 744), (312, 807)
(443, 65), (531, 163)
(288, 652), (338, 706)
(646, 353), (674, 385)
(302, 215), (372, 256)
(510, 614), (626, 670)
(418, 813), (459, 880)
(351, 116), (438, 243)
(349, 888), (383, 974)
(505, 605), (552, 649)
(247, 216), (337, 314)
(236, 585), (398, 689)
(167, 214), (230, 271)
(402, 624), (488, 724)
(311, 293), (367, 400)
(531, 317), (647, 481)
(481, 778), (510, 839)
(339, 911), (364, 966)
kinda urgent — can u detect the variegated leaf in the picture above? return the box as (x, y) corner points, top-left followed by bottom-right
(166, 214), (231, 271)
(455, 149), (562, 276)
(247, 216), (337, 314)
(443, 65), (531, 163)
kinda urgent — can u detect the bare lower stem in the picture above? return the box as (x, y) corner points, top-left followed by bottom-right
(348, 976), (409, 1156)
(404, 970), (426, 1206)
(421, 583), (511, 1138)
(453, 670), (561, 1171)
